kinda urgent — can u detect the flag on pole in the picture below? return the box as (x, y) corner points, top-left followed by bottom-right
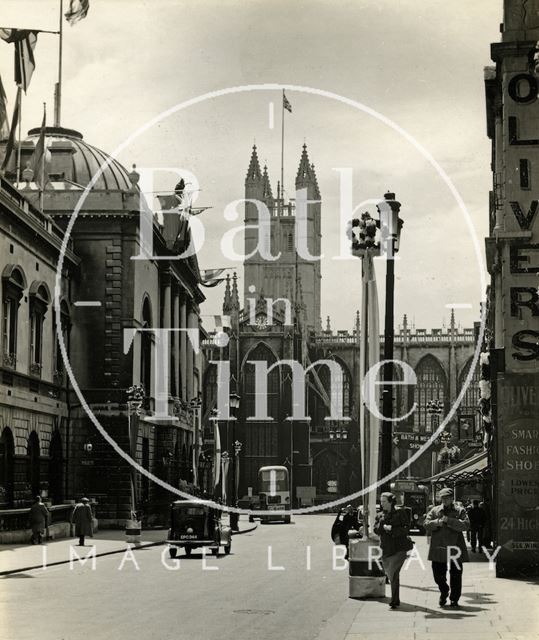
(200, 268), (227, 288)
(31, 104), (47, 189)
(283, 92), (292, 113)
(1, 86), (20, 171)
(65, 0), (90, 25)
(0, 29), (39, 92)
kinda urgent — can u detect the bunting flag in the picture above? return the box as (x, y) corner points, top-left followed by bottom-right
(31, 104), (47, 189)
(358, 252), (381, 538)
(200, 268), (227, 288)
(0, 76), (8, 139)
(65, 0), (90, 25)
(0, 29), (39, 92)
(1, 86), (20, 171)
(213, 315), (231, 330)
(283, 92), (292, 113)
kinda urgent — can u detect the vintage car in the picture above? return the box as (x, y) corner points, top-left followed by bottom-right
(166, 499), (232, 558)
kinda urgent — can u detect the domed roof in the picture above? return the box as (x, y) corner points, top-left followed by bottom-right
(26, 126), (132, 191)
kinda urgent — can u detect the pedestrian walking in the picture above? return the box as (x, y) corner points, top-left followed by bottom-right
(467, 499), (486, 553)
(425, 487), (470, 608)
(29, 496), (49, 545)
(71, 497), (93, 546)
(373, 492), (414, 609)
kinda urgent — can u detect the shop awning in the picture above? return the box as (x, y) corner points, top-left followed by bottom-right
(421, 451), (489, 485)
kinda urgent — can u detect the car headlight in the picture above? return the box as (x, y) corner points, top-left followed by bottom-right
(413, 514), (419, 520)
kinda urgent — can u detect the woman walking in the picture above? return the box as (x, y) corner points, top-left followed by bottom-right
(374, 492), (413, 609)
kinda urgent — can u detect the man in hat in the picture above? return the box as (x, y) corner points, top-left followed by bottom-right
(29, 496), (49, 545)
(71, 497), (93, 546)
(425, 487), (470, 608)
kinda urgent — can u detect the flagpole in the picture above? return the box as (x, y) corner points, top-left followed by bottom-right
(280, 89), (285, 209)
(16, 88), (22, 183)
(40, 102), (46, 210)
(55, 0), (63, 126)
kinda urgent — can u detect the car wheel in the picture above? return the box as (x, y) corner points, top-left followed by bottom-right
(224, 544), (231, 555)
(211, 547), (219, 556)
(185, 547), (192, 557)
(284, 516), (291, 524)
(169, 547), (177, 559)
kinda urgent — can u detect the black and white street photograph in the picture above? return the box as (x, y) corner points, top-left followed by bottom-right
(0, 1), (538, 639)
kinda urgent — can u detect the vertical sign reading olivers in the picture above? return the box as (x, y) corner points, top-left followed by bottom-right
(486, 0), (539, 577)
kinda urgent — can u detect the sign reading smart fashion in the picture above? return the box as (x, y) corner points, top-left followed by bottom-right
(496, 373), (539, 576)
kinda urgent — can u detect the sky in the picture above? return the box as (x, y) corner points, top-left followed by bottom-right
(0, 0), (503, 332)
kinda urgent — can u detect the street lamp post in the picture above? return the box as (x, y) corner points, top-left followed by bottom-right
(229, 393), (241, 531)
(378, 192), (403, 491)
(126, 384), (144, 543)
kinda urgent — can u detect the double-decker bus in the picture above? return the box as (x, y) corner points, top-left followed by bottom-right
(258, 465), (291, 524)
(390, 479), (429, 534)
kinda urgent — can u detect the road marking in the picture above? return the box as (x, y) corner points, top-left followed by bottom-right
(445, 303), (473, 309)
(268, 102), (274, 129)
(74, 301), (102, 307)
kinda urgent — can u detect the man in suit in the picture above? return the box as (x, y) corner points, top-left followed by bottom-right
(425, 487), (470, 608)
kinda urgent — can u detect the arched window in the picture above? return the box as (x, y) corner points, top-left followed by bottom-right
(458, 358), (480, 440)
(0, 427), (15, 507)
(2, 265), (26, 369)
(27, 431), (40, 498)
(53, 300), (70, 384)
(29, 282), (50, 378)
(140, 298), (152, 397)
(242, 344), (280, 457)
(413, 356), (447, 433)
(243, 344), (280, 421)
(311, 359), (352, 426)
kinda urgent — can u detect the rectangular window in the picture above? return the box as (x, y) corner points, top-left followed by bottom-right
(520, 159), (530, 189)
(30, 313), (43, 366)
(2, 298), (17, 359)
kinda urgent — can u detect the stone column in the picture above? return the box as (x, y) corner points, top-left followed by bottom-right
(180, 294), (188, 402)
(186, 305), (196, 403)
(162, 272), (172, 396)
(173, 284), (180, 398)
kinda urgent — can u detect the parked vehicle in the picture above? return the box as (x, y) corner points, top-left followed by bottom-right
(390, 480), (428, 534)
(166, 500), (232, 558)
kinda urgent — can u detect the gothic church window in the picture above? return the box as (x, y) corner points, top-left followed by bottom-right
(413, 355), (447, 433)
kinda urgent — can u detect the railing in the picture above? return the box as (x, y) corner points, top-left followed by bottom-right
(313, 331), (476, 345)
(0, 504), (73, 531)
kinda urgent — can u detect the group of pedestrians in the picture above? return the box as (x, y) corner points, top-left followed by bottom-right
(28, 495), (94, 546)
(333, 487), (472, 610)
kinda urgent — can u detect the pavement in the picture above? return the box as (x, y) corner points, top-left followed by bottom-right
(332, 537), (539, 640)
(0, 520), (257, 576)
(0, 515), (537, 640)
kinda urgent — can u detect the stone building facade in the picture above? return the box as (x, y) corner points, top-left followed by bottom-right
(0, 175), (77, 512)
(484, 0), (539, 576)
(0, 126), (208, 525)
